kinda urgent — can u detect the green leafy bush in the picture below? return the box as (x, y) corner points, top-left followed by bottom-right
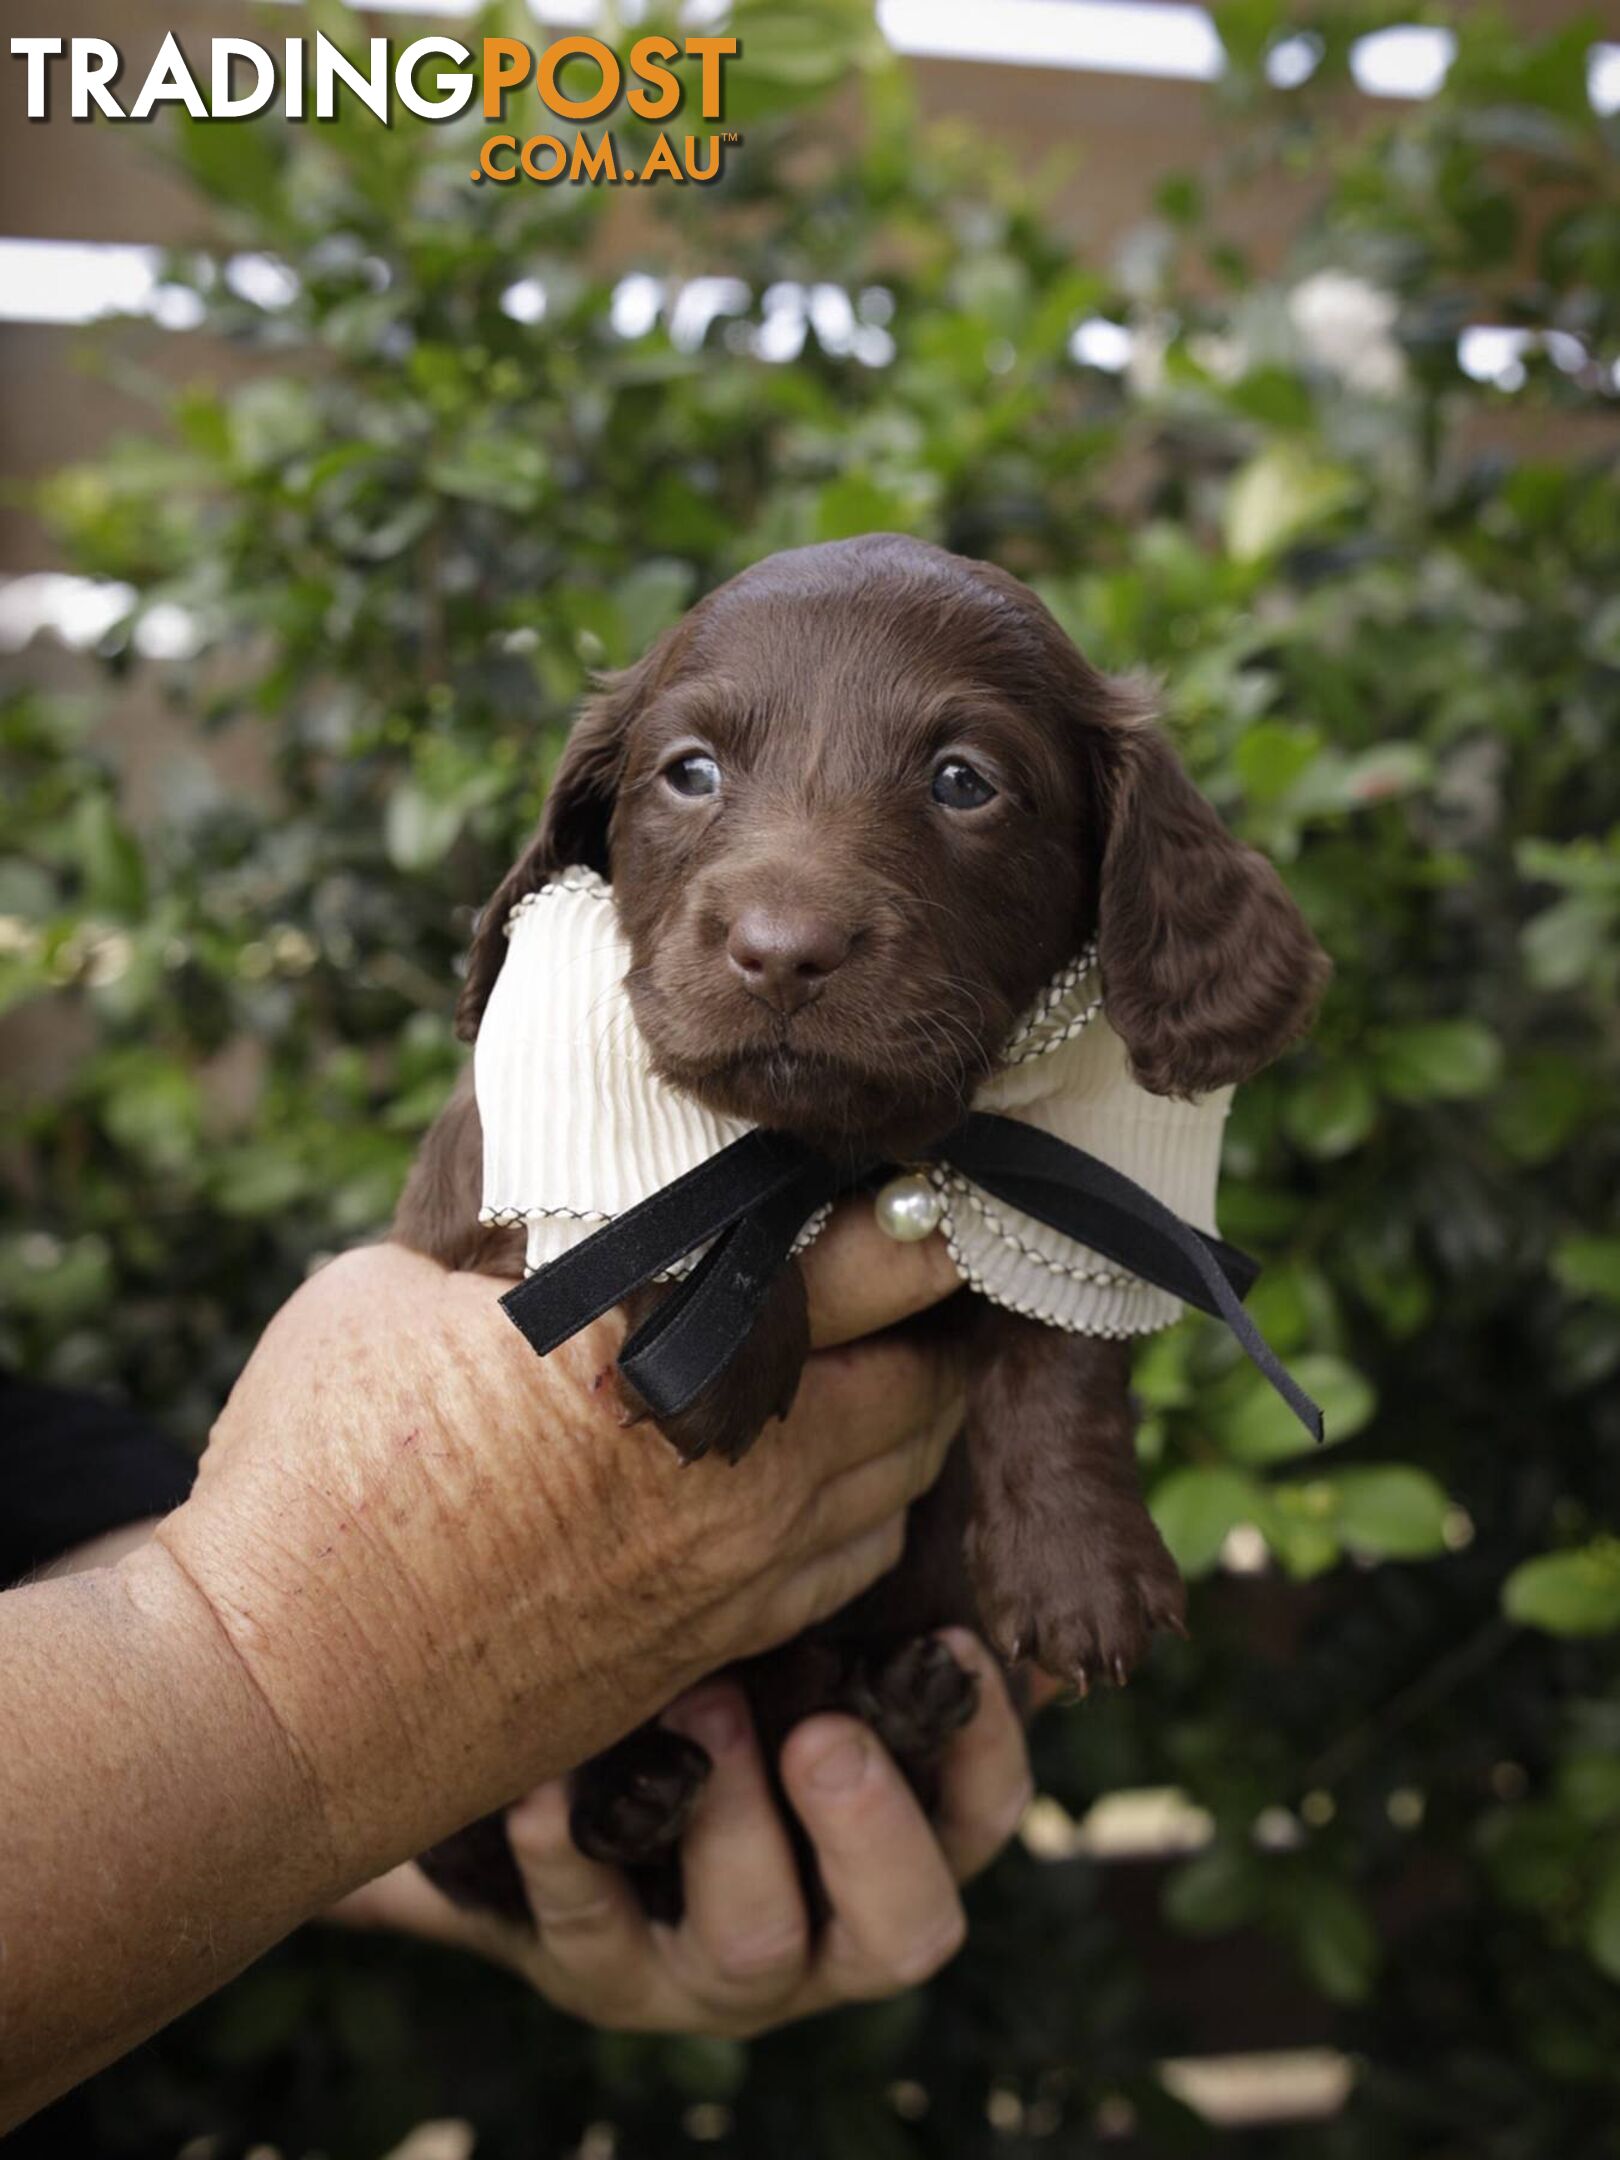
(3, 2), (1618, 2152)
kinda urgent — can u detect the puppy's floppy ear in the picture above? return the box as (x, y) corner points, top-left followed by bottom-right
(453, 655), (649, 1042)
(1092, 693), (1330, 1098)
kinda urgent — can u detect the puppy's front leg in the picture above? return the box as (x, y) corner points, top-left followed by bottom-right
(616, 1259), (811, 1466)
(964, 1311), (1186, 1690)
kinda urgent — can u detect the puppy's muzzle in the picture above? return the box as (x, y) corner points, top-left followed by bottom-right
(725, 904), (853, 1016)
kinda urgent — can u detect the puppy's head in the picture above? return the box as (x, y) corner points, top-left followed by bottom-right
(461, 536), (1328, 1158)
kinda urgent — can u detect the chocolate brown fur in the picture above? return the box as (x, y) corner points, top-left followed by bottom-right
(396, 534), (1327, 1921)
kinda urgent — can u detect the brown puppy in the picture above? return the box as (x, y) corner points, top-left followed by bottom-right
(397, 533), (1327, 1922)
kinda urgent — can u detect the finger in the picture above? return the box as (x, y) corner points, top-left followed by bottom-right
(799, 1408), (955, 1556)
(801, 1200), (960, 1349)
(331, 1861), (499, 1952)
(504, 1780), (651, 1985)
(770, 1514), (909, 1643)
(928, 1631), (1034, 1881)
(659, 1686), (810, 2003)
(780, 1717), (966, 1998)
(791, 1330), (963, 1481)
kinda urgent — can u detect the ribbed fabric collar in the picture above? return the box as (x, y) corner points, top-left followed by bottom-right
(476, 870), (1234, 1338)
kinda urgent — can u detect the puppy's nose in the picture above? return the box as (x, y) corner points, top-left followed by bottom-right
(726, 907), (851, 1015)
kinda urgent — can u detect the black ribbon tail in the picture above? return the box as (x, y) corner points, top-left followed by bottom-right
(940, 1113), (1324, 1443)
(500, 1129), (836, 1414)
(616, 1170), (837, 1417)
(499, 1107), (1320, 1448)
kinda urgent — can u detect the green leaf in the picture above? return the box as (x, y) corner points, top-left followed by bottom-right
(1285, 1065), (1376, 1159)
(1224, 443), (1357, 563)
(1479, 1800), (1584, 1914)
(1226, 365), (1314, 429)
(385, 783), (464, 872)
(719, 0), (888, 120)
(1214, 1355), (1375, 1462)
(661, 2033), (748, 2099)
(1335, 743), (1434, 806)
(211, 1146), (309, 1217)
(381, 1075), (457, 1134)
(1288, 1875), (1379, 2004)
(1333, 1466), (1451, 1559)
(1234, 721), (1321, 806)
(74, 797), (147, 919)
(1492, 1054), (1592, 1165)
(812, 471), (935, 542)
(1375, 1021), (1503, 1103)
(1132, 1328), (1193, 1411)
(1516, 832), (1620, 895)
(1503, 1542), (1620, 1637)
(1552, 1237), (1620, 1308)
(427, 435), (547, 512)
(0, 1233), (112, 1323)
(613, 561), (697, 663)
(1151, 1465), (1265, 1576)
(228, 379), (321, 475)
(1521, 897), (1615, 992)
(1163, 1844), (1262, 1936)
(173, 105), (285, 216)
(1258, 1484), (1343, 1580)
(1242, 1259), (1329, 1355)
(1560, 1755), (1620, 1827)
(210, 1965), (317, 2066)
(951, 253), (1032, 326)
(99, 1054), (203, 1172)
(1585, 1852), (1620, 1983)
(1283, 744), (1434, 819)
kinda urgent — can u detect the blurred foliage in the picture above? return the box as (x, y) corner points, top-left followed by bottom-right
(3, 0), (1619, 2154)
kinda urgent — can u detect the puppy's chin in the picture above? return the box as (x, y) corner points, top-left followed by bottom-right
(628, 965), (998, 1162)
(648, 1041), (975, 1164)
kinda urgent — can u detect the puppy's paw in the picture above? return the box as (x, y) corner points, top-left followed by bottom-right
(624, 1370), (787, 1467)
(846, 1635), (981, 1763)
(570, 1725), (713, 1867)
(617, 1258), (811, 1466)
(969, 1512), (1187, 1693)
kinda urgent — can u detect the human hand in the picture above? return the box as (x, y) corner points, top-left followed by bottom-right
(334, 1630), (1028, 2035)
(153, 1205), (964, 1890)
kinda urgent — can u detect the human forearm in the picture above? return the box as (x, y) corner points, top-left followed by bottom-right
(0, 1544), (343, 2128)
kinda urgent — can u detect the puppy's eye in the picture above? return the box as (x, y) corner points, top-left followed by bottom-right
(663, 753), (721, 800)
(931, 758), (998, 812)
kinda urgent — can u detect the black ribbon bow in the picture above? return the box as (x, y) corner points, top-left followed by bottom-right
(500, 1112), (1324, 1444)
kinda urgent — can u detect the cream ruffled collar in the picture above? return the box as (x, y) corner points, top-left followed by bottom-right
(476, 870), (1233, 1339)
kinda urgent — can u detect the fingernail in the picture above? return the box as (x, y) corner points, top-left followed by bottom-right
(667, 1691), (744, 1755)
(806, 1733), (869, 1793)
(938, 1627), (983, 1676)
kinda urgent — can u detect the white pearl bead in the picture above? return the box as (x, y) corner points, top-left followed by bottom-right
(874, 1171), (943, 1243)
